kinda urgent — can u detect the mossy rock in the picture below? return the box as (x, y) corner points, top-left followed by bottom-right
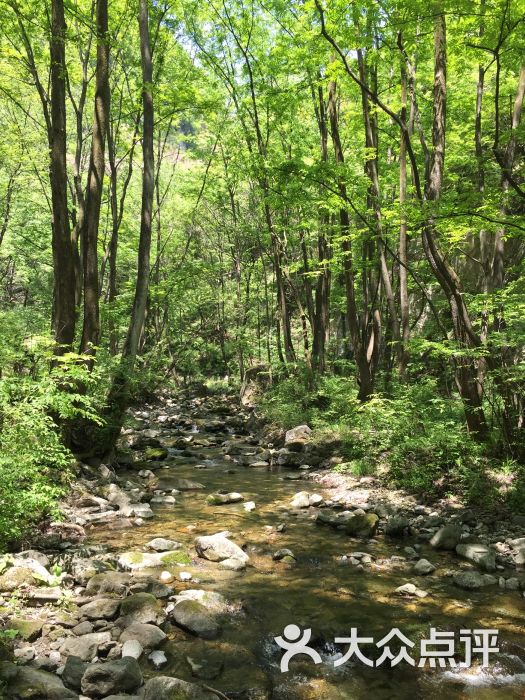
(161, 551), (191, 565)
(7, 619), (44, 642)
(144, 447), (168, 461)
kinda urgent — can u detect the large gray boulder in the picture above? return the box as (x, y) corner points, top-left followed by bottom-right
(284, 425), (312, 450)
(170, 600), (220, 639)
(119, 592), (165, 625)
(0, 662), (78, 699)
(85, 571), (131, 595)
(430, 524), (462, 550)
(81, 657), (143, 698)
(195, 532), (249, 566)
(455, 543), (496, 572)
(62, 655), (88, 691)
(119, 622), (166, 649)
(79, 597), (121, 620)
(453, 571), (497, 590)
(60, 631), (112, 661)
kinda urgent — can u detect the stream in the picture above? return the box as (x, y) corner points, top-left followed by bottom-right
(84, 392), (525, 700)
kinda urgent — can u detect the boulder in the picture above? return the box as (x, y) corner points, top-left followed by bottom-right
(385, 515), (409, 537)
(453, 571), (497, 590)
(316, 510), (379, 538)
(81, 657), (143, 698)
(7, 618), (44, 641)
(0, 662), (77, 699)
(430, 525), (462, 550)
(0, 566), (37, 591)
(413, 559), (436, 576)
(149, 650), (168, 669)
(85, 571), (131, 595)
(141, 676), (217, 700)
(60, 631), (112, 661)
(62, 655), (88, 691)
(147, 538), (181, 552)
(79, 597), (120, 620)
(284, 425), (312, 450)
(195, 532), (249, 565)
(290, 491), (310, 509)
(119, 623), (166, 649)
(119, 592), (165, 625)
(456, 543), (496, 572)
(121, 639), (144, 659)
(206, 492), (244, 505)
(170, 600), (220, 639)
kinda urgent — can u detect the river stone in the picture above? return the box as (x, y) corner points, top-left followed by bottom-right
(413, 558), (436, 575)
(119, 592), (165, 625)
(453, 571), (497, 590)
(147, 538), (181, 552)
(290, 491), (311, 508)
(81, 657), (143, 697)
(207, 492), (244, 505)
(514, 547), (525, 566)
(145, 447), (169, 461)
(119, 622), (167, 649)
(62, 655), (88, 691)
(195, 532), (249, 565)
(118, 550), (182, 571)
(273, 548), (296, 561)
(122, 639), (144, 659)
(60, 631), (112, 661)
(0, 662), (78, 699)
(385, 515), (409, 537)
(141, 675), (217, 700)
(85, 571), (131, 595)
(0, 566), (37, 591)
(174, 589), (229, 613)
(79, 597), (121, 620)
(395, 583), (428, 598)
(430, 524), (462, 550)
(72, 621), (94, 636)
(276, 449), (304, 467)
(149, 650), (168, 669)
(170, 600), (220, 639)
(284, 425), (312, 450)
(456, 543), (496, 572)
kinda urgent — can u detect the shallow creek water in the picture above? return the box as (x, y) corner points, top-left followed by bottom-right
(89, 408), (525, 700)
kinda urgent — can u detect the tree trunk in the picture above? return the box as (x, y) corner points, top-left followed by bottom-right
(50, 0), (76, 352)
(80, 0), (110, 360)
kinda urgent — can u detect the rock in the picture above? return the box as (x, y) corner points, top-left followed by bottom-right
(456, 543), (496, 572)
(61, 655), (89, 691)
(147, 538), (181, 552)
(145, 447), (169, 461)
(272, 549), (296, 561)
(17, 550), (50, 568)
(0, 566), (37, 591)
(173, 590), (229, 614)
(218, 557), (246, 570)
(119, 623), (166, 649)
(276, 449), (304, 467)
(395, 583), (428, 598)
(290, 491), (310, 508)
(122, 639), (144, 659)
(118, 550), (185, 571)
(81, 657), (143, 698)
(170, 600), (220, 639)
(385, 515), (409, 537)
(309, 494), (324, 506)
(206, 492), (244, 505)
(72, 621), (94, 636)
(151, 495), (176, 505)
(14, 646), (35, 663)
(243, 501), (256, 512)
(7, 618), (44, 641)
(119, 592), (165, 625)
(179, 572), (192, 581)
(60, 631), (112, 661)
(413, 559), (436, 576)
(0, 662), (78, 699)
(430, 524), (462, 550)
(85, 571), (131, 596)
(511, 514), (525, 527)
(505, 577), (520, 590)
(79, 597), (120, 620)
(317, 510), (379, 538)
(149, 650), (168, 669)
(453, 571), (498, 590)
(195, 532), (249, 565)
(141, 676), (217, 700)
(514, 547), (525, 566)
(284, 425), (312, 450)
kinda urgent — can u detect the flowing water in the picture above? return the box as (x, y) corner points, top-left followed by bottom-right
(89, 397), (525, 699)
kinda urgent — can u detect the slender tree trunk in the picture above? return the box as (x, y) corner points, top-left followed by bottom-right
(80, 0), (110, 360)
(398, 44), (410, 376)
(50, 0), (76, 352)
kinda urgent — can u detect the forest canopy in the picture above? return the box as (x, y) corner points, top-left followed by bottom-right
(0, 0), (524, 543)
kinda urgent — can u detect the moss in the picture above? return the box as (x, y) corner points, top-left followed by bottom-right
(144, 447), (168, 461)
(161, 551), (191, 565)
(126, 552), (144, 564)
